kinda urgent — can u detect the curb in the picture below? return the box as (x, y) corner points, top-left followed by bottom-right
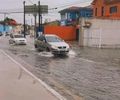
(0, 49), (67, 100)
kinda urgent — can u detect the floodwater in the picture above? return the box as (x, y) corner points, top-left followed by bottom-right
(1, 36), (120, 100)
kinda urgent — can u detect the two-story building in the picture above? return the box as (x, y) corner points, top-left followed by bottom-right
(59, 6), (93, 26)
(92, 0), (120, 18)
(79, 0), (120, 48)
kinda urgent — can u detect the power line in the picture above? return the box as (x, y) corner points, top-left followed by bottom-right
(0, 0), (91, 14)
(49, 0), (91, 9)
(27, 0), (34, 4)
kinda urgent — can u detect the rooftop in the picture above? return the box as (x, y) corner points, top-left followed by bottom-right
(92, 0), (120, 5)
(59, 6), (93, 13)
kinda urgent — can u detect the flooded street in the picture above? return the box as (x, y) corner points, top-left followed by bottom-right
(1, 36), (120, 100)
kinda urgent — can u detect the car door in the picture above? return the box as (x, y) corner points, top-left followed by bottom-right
(9, 34), (14, 44)
(37, 35), (46, 50)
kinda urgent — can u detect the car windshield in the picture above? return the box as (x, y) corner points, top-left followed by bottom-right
(46, 36), (63, 42)
(14, 35), (24, 38)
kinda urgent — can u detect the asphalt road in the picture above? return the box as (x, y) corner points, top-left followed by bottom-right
(1, 36), (120, 100)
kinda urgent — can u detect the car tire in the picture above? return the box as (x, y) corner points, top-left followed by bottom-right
(46, 47), (50, 52)
(34, 44), (37, 48)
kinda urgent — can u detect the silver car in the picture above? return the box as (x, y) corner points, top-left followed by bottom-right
(34, 34), (70, 55)
(9, 34), (27, 45)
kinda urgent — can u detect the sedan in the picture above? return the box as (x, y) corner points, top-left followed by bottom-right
(9, 34), (27, 45)
(34, 34), (70, 55)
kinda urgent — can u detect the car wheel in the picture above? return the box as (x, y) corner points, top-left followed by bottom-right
(46, 47), (50, 52)
(34, 44), (37, 48)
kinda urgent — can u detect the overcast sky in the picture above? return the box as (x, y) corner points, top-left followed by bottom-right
(0, 0), (92, 24)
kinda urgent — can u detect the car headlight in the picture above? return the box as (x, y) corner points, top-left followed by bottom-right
(51, 45), (58, 50)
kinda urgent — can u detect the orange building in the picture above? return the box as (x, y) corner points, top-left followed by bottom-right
(92, 0), (120, 19)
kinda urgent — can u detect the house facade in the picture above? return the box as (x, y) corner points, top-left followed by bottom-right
(0, 24), (12, 33)
(59, 6), (93, 26)
(80, 18), (120, 48)
(78, 0), (120, 48)
(92, 0), (120, 18)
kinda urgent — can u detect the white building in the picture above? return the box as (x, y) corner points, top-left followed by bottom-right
(79, 18), (120, 48)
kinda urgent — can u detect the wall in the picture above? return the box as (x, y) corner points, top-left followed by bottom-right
(93, 0), (105, 17)
(83, 18), (120, 48)
(44, 26), (76, 41)
(0, 25), (12, 33)
(93, 0), (120, 18)
(12, 25), (22, 33)
(79, 9), (93, 18)
(105, 3), (120, 18)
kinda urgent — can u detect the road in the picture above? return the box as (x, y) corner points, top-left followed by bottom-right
(1, 36), (120, 100)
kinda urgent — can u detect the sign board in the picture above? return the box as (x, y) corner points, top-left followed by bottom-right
(25, 5), (48, 14)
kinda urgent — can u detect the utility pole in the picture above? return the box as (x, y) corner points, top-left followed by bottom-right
(23, 1), (26, 38)
(79, 18), (84, 47)
(41, 13), (43, 34)
(34, 4), (37, 38)
(38, 1), (41, 31)
(3, 13), (7, 33)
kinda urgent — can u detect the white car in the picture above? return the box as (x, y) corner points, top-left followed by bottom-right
(9, 34), (27, 45)
(34, 34), (70, 55)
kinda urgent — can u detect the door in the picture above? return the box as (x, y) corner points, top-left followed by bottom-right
(76, 29), (79, 41)
(37, 35), (46, 50)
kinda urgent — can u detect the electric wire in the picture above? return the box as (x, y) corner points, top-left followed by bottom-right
(0, 0), (92, 16)
(49, 0), (91, 9)
(27, 0), (34, 4)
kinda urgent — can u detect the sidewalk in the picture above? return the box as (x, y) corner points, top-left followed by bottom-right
(0, 50), (62, 100)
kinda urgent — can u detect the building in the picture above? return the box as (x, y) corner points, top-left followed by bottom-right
(0, 17), (17, 33)
(59, 6), (93, 26)
(79, 18), (120, 48)
(0, 24), (13, 33)
(92, 0), (120, 18)
(77, 0), (120, 48)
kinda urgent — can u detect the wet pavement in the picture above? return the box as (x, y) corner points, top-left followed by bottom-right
(0, 36), (120, 100)
(0, 50), (60, 100)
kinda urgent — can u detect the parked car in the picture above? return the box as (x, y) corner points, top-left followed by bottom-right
(9, 34), (27, 45)
(34, 34), (70, 55)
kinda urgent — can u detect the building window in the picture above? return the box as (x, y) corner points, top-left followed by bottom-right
(101, 7), (104, 16)
(110, 6), (117, 14)
(95, 8), (97, 16)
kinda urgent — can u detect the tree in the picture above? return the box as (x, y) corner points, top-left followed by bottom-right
(3, 17), (17, 26)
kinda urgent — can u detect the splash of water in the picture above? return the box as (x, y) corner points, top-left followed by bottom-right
(68, 50), (76, 58)
(38, 51), (54, 57)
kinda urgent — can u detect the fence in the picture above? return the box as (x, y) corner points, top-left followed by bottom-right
(44, 26), (76, 41)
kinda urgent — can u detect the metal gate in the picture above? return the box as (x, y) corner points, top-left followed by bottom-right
(84, 28), (101, 48)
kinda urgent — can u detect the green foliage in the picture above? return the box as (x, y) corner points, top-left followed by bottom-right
(0, 17), (17, 25)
